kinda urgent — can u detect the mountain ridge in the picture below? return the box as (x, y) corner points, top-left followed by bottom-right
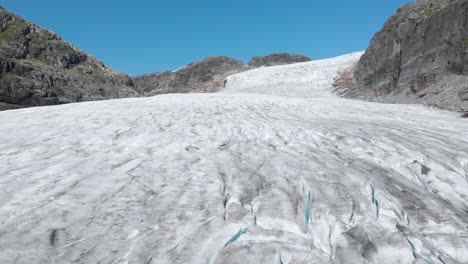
(0, 5), (312, 109)
(0, 5), (137, 106)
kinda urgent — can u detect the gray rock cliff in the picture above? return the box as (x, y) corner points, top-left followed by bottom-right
(0, 6), (138, 106)
(345, 0), (468, 111)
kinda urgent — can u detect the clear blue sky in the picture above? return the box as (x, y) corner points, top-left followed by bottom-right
(0, 0), (413, 76)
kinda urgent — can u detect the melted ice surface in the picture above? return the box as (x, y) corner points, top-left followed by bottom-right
(1, 53), (467, 264)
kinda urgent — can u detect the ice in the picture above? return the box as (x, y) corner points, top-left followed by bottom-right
(224, 52), (364, 98)
(0, 53), (467, 263)
(172, 65), (187, 73)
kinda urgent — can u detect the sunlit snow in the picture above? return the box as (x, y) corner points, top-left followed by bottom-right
(0, 53), (467, 264)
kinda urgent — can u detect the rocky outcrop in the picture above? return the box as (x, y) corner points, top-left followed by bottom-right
(459, 87), (468, 100)
(345, 0), (468, 111)
(248, 53), (311, 67)
(0, 6), (137, 106)
(132, 57), (252, 95)
(0, 102), (22, 111)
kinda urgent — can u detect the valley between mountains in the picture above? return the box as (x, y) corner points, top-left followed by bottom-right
(1, 53), (467, 264)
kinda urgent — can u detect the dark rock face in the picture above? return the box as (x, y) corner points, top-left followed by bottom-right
(459, 87), (468, 100)
(348, 0), (468, 110)
(248, 53), (311, 67)
(0, 6), (137, 106)
(133, 57), (253, 95)
(0, 102), (22, 111)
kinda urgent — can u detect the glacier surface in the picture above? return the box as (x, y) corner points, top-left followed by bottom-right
(0, 53), (468, 264)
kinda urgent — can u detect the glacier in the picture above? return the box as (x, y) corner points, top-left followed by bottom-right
(0, 53), (467, 264)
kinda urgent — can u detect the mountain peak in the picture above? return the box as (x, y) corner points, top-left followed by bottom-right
(248, 53), (311, 67)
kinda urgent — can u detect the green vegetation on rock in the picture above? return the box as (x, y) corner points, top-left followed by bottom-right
(422, 9), (436, 17)
(0, 27), (16, 42)
(462, 40), (468, 47)
(0, 19), (29, 43)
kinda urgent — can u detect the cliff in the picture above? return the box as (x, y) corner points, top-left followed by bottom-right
(0, 6), (137, 106)
(346, 0), (468, 111)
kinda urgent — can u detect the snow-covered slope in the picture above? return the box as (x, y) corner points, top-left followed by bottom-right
(224, 52), (363, 98)
(1, 54), (468, 264)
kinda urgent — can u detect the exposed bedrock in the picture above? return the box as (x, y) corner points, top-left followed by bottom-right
(346, 0), (468, 111)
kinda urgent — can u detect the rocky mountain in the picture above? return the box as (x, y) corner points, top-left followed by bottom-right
(133, 54), (313, 96)
(132, 56), (252, 95)
(344, 0), (468, 111)
(0, 6), (138, 107)
(248, 53), (311, 67)
(0, 5), (314, 108)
